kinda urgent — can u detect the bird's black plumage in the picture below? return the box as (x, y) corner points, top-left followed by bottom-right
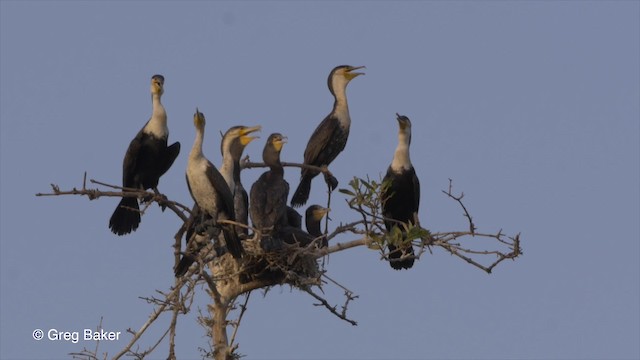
(175, 110), (242, 277)
(109, 74), (180, 236)
(290, 65), (364, 208)
(382, 114), (420, 270)
(249, 133), (289, 233)
(274, 205), (329, 249)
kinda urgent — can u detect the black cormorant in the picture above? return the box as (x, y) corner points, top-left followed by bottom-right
(275, 205), (329, 248)
(249, 133), (289, 233)
(305, 205), (329, 247)
(382, 114), (420, 270)
(220, 125), (261, 235)
(109, 74), (181, 236)
(290, 65), (364, 208)
(176, 109), (242, 276)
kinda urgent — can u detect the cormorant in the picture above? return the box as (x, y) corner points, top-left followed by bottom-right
(305, 205), (329, 247)
(249, 133), (289, 233)
(274, 205), (329, 249)
(109, 74), (181, 236)
(175, 109), (243, 277)
(219, 125), (261, 235)
(382, 114), (420, 270)
(290, 65), (365, 208)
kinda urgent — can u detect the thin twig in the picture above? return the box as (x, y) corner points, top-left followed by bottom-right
(303, 286), (358, 326)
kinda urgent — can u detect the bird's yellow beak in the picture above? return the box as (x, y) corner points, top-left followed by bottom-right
(314, 207), (330, 221)
(273, 136), (287, 152)
(194, 108), (205, 128)
(345, 65), (366, 80)
(240, 125), (262, 146)
(396, 113), (410, 130)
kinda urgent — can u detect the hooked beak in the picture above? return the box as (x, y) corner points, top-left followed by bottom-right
(396, 113), (410, 129)
(240, 125), (262, 145)
(316, 207), (331, 221)
(346, 65), (366, 79)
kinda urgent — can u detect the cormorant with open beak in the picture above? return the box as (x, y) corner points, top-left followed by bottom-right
(291, 65), (364, 208)
(220, 125), (261, 235)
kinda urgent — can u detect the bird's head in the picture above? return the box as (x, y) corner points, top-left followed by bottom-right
(396, 113), (412, 131)
(307, 205), (330, 222)
(262, 133), (287, 167)
(328, 65), (365, 96)
(269, 133), (287, 153)
(151, 74), (165, 95)
(193, 108), (206, 129)
(395, 113), (412, 145)
(221, 125), (262, 157)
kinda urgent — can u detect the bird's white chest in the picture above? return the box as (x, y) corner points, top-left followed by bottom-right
(187, 160), (219, 214)
(391, 144), (412, 172)
(334, 102), (351, 128)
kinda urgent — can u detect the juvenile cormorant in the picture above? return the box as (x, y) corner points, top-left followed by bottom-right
(179, 109), (243, 275)
(275, 205), (329, 248)
(382, 114), (420, 270)
(109, 74), (181, 236)
(290, 65), (364, 208)
(220, 125), (261, 235)
(249, 133), (289, 233)
(305, 205), (330, 247)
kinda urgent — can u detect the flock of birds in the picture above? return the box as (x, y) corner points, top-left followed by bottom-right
(107, 65), (420, 274)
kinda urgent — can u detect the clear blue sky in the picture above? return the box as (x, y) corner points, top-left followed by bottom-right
(1, 1), (638, 359)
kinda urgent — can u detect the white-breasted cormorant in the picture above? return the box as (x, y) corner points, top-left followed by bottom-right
(109, 74), (181, 236)
(220, 125), (261, 235)
(182, 109), (243, 266)
(290, 65), (364, 208)
(382, 114), (420, 270)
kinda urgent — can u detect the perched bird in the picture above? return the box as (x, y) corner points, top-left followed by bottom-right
(249, 133), (289, 233)
(175, 109), (243, 277)
(276, 205), (330, 248)
(305, 205), (330, 247)
(219, 125), (261, 235)
(382, 114), (420, 270)
(290, 65), (365, 208)
(109, 74), (181, 236)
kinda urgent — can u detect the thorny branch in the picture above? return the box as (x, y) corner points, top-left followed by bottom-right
(304, 287), (358, 326)
(38, 172), (522, 359)
(35, 172), (191, 223)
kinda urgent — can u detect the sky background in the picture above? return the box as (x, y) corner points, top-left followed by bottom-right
(1, 1), (639, 359)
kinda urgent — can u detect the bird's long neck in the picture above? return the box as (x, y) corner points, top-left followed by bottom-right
(269, 158), (283, 174)
(220, 150), (236, 190)
(307, 219), (322, 237)
(332, 83), (351, 128)
(145, 93), (168, 138)
(391, 132), (412, 171)
(190, 126), (204, 160)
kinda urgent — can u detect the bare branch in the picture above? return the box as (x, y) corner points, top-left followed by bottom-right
(303, 287), (358, 326)
(442, 178), (476, 234)
(36, 175), (192, 223)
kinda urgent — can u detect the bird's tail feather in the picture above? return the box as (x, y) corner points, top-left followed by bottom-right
(291, 176), (312, 208)
(174, 255), (195, 277)
(109, 197), (140, 236)
(223, 225), (243, 259)
(388, 243), (415, 270)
